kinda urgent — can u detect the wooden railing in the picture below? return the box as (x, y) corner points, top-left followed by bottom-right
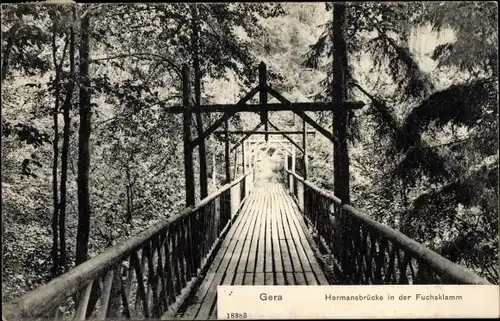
(3, 171), (254, 320)
(284, 168), (491, 285)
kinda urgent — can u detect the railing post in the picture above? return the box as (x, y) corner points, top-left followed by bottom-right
(242, 140), (246, 173)
(339, 205), (349, 280)
(303, 184), (308, 219)
(212, 153), (217, 189)
(302, 112), (308, 181)
(298, 180), (304, 211)
(291, 145), (296, 193)
(284, 152), (289, 189)
(230, 180), (240, 219)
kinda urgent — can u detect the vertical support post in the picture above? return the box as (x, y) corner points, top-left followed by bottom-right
(291, 145), (296, 193)
(302, 113), (308, 180)
(259, 62), (268, 142)
(332, 4), (350, 204)
(224, 114), (231, 184)
(301, 114), (308, 218)
(212, 153), (217, 189)
(251, 143), (254, 175)
(242, 140), (246, 174)
(332, 3), (351, 279)
(285, 149), (289, 170)
(182, 64), (195, 206)
(251, 142), (256, 182)
(192, 4), (208, 200)
(183, 64), (198, 277)
(232, 147), (237, 178)
(247, 141), (251, 172)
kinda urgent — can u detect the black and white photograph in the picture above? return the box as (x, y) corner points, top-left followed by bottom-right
(1, 1), (498, 320)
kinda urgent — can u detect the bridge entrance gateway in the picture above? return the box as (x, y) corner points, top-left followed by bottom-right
(175, 60), (364, 210)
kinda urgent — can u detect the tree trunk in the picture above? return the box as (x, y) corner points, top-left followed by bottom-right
(59, 7), (76, 272)
(75, 9), (100, 316)
(51, 22), (60, 278)
(75, 9), (92, 266)
(125, 163), (132, 224)
(332, 3), (350, 204)
(191, 4), (208, 199)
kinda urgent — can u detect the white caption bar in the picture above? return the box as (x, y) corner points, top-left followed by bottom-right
(218, 285), (499, 319)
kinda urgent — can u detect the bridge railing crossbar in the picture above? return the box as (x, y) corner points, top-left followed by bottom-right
(284, 168), (491, 286)
(3, 171), (255, 320)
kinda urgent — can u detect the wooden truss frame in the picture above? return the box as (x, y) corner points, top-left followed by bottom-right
(181, 61), (364, 206)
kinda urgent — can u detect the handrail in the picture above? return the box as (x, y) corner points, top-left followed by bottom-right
(283, 168), (491, 285)
(341, 204), (491, 285)
(3, 208), (190, 319)
(3, 171), (254, 320)
(286, 169), (341, 204)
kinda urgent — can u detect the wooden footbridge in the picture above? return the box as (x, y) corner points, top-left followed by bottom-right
(3, 62), (491, 321)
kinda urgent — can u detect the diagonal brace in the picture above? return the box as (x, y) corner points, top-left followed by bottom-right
(267, 120), (304, 153)
(266, 86), (339, 144)
(191, 85), (260, 148)
(229, 122), (264, 153)
(276, 140), (293, 155)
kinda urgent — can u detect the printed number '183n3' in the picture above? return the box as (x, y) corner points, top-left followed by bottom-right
(226, 312), (247, 319)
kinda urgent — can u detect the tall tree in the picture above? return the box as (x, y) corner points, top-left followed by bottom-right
(49, 8), (70, 276)
(58, 5), (77, 272)
(331, 4), (350, 203)
(50, 19), (60, 277)
(75, 7), (91, 266)
(190, 3), (208, 199)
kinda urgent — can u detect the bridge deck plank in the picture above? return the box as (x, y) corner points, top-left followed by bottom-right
(174, 182), (329, 320)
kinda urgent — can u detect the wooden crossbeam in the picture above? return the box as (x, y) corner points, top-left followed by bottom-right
(266, 86), (339, 144)
(191, 111), (235, 148)
(247, 139), (293, 144)
(190, 86), (260, 148)
(214, 130), (316, 135)
(164, 101), (364, 114)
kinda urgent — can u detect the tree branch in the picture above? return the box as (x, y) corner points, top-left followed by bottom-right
(90, 52), (181, 77)
(91, 95), (181, 131)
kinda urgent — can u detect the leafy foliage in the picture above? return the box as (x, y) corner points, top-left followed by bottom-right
(419, 2), (498, 76)
(303, 2), (498, 283)
(1, 2), (284, 300)
(396, 80), (495, 152)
